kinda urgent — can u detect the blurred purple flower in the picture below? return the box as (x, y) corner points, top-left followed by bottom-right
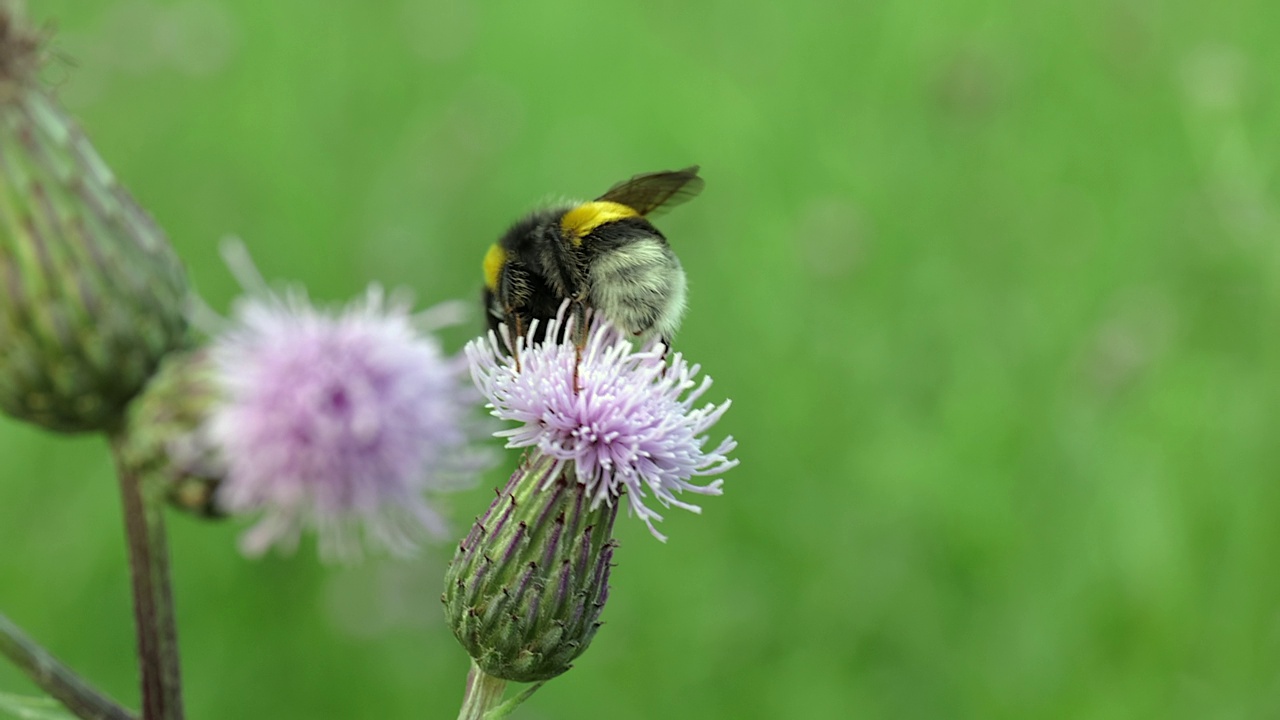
(206, 243), (487, 560)
(466, 307), (737, 541)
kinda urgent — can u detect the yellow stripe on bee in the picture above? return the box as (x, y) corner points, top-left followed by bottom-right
(560, 201), (640, 245)
(482, 243), (507, 290)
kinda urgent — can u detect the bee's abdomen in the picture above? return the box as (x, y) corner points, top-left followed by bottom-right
(588, 237), (687, 339)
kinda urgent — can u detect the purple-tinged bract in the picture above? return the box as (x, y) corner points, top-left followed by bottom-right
(466, 308), (737, 541)
(209, 280), (483, 560)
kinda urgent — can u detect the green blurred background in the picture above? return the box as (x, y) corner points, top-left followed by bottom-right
(4, 0), (1280, 717)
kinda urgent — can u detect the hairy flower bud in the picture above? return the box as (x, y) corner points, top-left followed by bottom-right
(443, 453), (617, 683)
(0, 9), (188, 432)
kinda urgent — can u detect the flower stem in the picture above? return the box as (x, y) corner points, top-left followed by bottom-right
(0, 611), (137, 720)
(456, 660), (545, 720)
(456, 661), (506, 720)
(484, 681), (545, 720)
(109, 435), (184, 720)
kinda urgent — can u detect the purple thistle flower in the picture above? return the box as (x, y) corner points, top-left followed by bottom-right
(465, 306), (737, 541)
(206, 243), (487, 560)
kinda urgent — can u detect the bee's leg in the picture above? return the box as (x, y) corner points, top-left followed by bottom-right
(570, 299), (590, 345)
(570, 301), (589, 394)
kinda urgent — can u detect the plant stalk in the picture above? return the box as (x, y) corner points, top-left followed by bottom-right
(0, 611), (137, 720)
(110, 435), (184, 720)
(455, 660), (545, 720)
(456, 661), (508, 720)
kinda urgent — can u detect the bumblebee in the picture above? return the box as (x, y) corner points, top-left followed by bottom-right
(482, 166), (704, 348)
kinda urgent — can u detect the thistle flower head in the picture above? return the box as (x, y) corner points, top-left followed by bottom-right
(466, 306), (737, 541)
(206, 244), (487, 560)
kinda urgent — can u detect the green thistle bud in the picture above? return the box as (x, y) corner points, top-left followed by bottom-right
(117, 349), (225, 517)
(443, 453), (617, 683)
(0, 8), (188, 433)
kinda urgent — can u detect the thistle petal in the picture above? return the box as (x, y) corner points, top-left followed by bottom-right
(466, 307), (737, 540)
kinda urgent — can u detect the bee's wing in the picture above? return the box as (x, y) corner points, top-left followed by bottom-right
(597, 166), (704, 217)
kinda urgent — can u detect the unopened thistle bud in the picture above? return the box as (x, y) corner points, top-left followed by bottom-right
(443, 453), (616, 682)
(117, 349), (225, 517)
(0, 8), (188, 432)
